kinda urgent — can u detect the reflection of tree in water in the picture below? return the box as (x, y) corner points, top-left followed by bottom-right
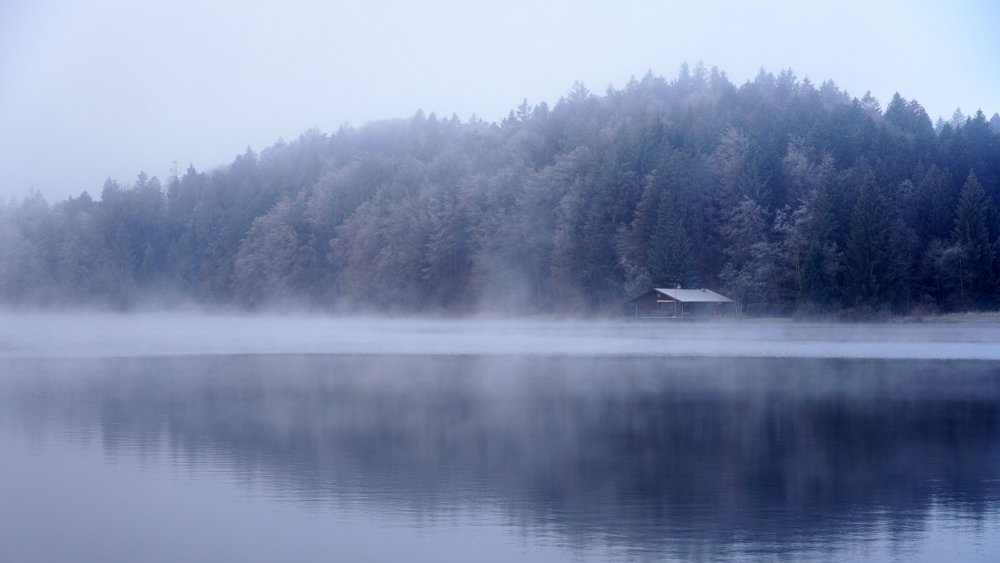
(4, 356), (1000, 558)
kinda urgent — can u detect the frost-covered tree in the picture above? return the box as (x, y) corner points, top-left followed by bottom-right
(233, 196), (316, 307)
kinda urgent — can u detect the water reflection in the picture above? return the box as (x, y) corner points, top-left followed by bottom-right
(2, 355), (1000, 560)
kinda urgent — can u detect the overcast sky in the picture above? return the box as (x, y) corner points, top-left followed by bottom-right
(2, 0), (998, 202)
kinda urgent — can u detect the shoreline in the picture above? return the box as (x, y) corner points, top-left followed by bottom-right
(3, 313), (1000, 361)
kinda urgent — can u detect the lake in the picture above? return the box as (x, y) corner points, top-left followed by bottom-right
(1, 317), (1000, 561)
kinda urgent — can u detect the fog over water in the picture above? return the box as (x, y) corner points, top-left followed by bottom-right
(2, 313), (1000, 360)
(3, 316), (1000, 561)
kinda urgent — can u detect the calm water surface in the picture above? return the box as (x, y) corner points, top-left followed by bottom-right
(2, 355), (999, 561)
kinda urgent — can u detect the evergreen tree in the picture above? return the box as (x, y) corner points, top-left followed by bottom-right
(843, 171), (898, 308)
(718, 197), (769, 311)
(794, 181), (842, 308)
(647, 189), (698, 288)
(951, 171), (996, 306)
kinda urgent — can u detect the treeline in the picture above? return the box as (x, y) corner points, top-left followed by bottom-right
(2, 64), (999, 315)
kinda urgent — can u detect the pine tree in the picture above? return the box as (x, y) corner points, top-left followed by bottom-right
(952, 171), (996, 306)
(788, 167), (844, 309)
(719, 197), (769, 311)
(843, 171), (898, 308)
(647, 189), (698, 288)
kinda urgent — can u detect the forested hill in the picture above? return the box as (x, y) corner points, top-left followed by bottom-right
(3, 65), (1000, 316)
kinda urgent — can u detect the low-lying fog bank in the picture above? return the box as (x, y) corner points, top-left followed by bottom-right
(2, 313), (1000, 360)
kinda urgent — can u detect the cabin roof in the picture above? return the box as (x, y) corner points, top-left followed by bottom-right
(631, 287), (733, 303)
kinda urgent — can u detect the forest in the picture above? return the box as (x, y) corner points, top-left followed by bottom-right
(1, 64), (999, 316)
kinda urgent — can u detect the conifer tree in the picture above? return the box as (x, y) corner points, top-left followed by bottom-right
(952, 171), (996, 305)
(844, 171), (898, 308)
(647, 189), (698, 288)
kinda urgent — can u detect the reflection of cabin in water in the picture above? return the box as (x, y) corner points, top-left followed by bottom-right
(628, 287), (734, 319)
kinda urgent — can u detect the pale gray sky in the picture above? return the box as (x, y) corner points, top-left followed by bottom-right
(1, 0), (997, 201)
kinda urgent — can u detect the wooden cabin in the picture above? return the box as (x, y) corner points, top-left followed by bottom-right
(628, 287), (734, 319)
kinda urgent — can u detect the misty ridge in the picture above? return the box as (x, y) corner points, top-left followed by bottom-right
(2, 64), (999, 317)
